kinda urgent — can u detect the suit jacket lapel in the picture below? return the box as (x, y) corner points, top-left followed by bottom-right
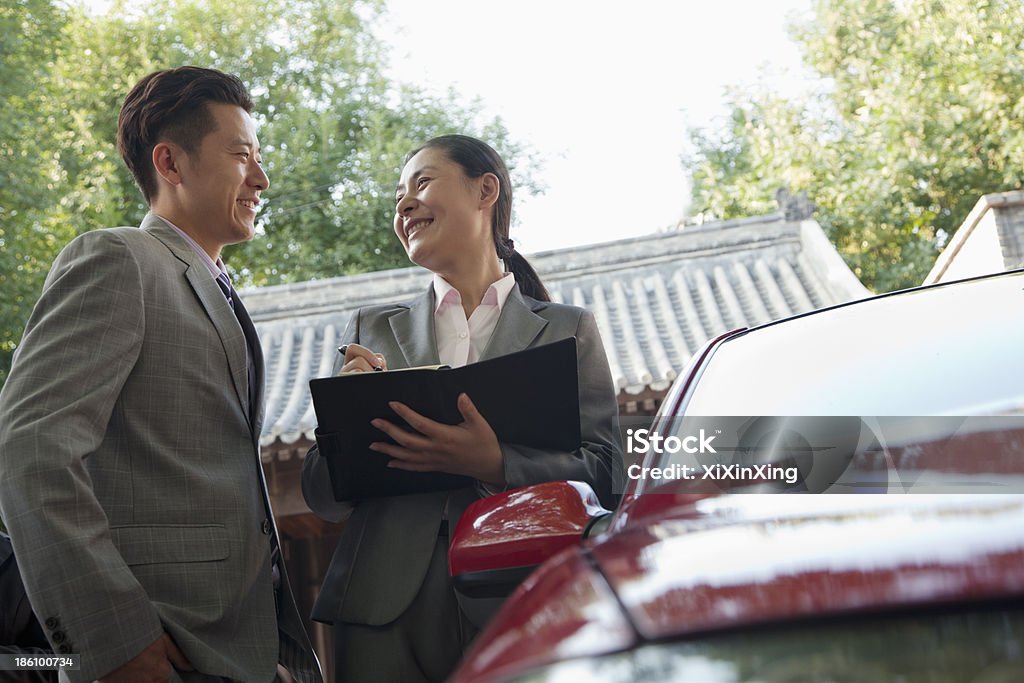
(480, 285), (548, 361)
(141, 215), (252, 426)
(388, 287), (440, 368)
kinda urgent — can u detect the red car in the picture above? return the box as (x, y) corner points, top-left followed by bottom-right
(449, 269), (1024, 683)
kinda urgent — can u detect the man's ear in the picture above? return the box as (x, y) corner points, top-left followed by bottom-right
(478, 172), (500, 210)
(152, 142), (185, 188)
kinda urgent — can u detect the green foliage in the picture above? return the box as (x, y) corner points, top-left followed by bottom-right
(0, 0), (534, 385)
(685, 0), (1024, 292)
(0, 0), (73, 385)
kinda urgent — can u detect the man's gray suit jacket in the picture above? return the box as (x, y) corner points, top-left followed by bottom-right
(0, 215), (320, 682)
(302, 285), (623, 627)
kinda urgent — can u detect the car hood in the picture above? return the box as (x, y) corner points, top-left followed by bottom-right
(592, 493), (1024, 641)
(454, 494), (1024, 683)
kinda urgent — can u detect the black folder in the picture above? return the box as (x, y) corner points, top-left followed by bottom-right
(309, 337), (581, 501)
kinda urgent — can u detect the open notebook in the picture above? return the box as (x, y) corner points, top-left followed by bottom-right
(309, 337), (581, 500)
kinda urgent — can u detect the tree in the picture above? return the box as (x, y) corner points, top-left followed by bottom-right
(0, 0), (72, 385)
(0, 0), (535, 384)
(685, 0), (1024, 293)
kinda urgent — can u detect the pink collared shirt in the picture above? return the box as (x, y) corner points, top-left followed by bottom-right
(432, 273), (516, 367)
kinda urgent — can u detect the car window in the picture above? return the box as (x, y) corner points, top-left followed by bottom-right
(635, 414), (1024, 495)
(680, 273), (1024, 417)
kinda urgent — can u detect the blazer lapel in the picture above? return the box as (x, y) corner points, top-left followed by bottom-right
(480, 286), (548, 361)
(388, 287), (441, 368)
(142, 215), (251, 424)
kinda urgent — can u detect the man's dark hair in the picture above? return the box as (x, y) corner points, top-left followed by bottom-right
(117, 66), (254, 204)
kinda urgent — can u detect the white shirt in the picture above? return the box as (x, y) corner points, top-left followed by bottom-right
(432, 272), (517, 367)
(155, 213), (231, 281)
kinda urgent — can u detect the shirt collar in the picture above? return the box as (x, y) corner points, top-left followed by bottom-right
(156, 214), (228, 279)
(432, 272), (517, 313)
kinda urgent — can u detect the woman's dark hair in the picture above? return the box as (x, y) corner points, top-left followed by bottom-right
(118, 66), (254, 204)
(407, 135), (550, 302)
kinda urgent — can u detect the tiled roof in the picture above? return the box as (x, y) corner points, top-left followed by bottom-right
(246, 214), (869, 452)
(926, 190), (1024, 284)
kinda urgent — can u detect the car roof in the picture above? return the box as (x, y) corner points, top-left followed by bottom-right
(682, 269), (1024, 416)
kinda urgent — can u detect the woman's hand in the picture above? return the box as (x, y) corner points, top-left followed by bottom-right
(369, 393), (506, 487)
(338, 343), (386, 374)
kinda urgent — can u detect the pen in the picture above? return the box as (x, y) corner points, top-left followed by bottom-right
(337, 344), (384, 371)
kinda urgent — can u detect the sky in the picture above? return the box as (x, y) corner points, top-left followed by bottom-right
(375, 0), (817, 253)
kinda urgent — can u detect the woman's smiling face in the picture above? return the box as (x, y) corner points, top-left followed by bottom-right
(394, 146), (494, 272)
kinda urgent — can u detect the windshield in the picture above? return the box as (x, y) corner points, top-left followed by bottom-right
(682, 273), (1024, 417)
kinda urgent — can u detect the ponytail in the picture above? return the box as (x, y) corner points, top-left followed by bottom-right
(497, 237), (550, 302)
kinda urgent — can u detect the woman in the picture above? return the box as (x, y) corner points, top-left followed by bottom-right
(302, 135), (621, 683)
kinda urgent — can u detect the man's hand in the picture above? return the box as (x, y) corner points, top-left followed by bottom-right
(99, 632), (193, 683)
(370, 393), (506, 487)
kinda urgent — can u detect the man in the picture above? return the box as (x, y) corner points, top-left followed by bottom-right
(0, 67), (321, 683)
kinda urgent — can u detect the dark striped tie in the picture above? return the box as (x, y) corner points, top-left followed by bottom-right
(214, 272), (257, 422)
(215, 274), (321, 681)
(215, 272), (235, 310)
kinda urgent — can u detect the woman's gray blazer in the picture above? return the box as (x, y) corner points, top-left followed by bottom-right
(302, 284), (622, 627)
